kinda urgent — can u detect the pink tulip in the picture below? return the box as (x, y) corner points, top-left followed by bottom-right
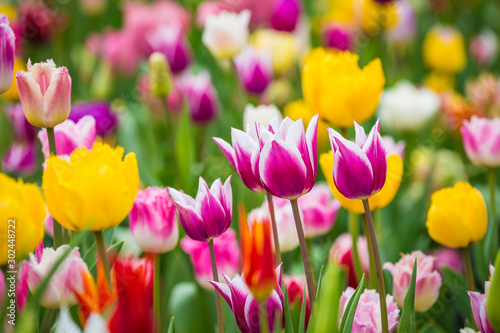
(210, 265), (284, 332)
(384, 251), (442, 312)
(178, 71), (219, 124)
(16, 59), (72, 128)
(339, 288), (400, 333)
(270, 0), (301, 32)
(99, 30), (142, 76)
(234, 46), (273, 95)
(37, 115), (96, 159)
(470, 30), (498, 66)
(148, 25), (191, 73)
(327, 120), (387, 200)
(297, 184), (340, 237)
(468, 264), (495, 333)
(16, 263), (29, 313)
(0, 14), (15, 94)
(329, 233), (370, 288)
(25, 245), (89, 308)
(168, 176), (232, 242)
(129, 187), (179, 254)
(322, 24), (355, 51)
(284, 275), (310, 327)
(7, 104), (35, 142)
(181, 229), (239, 289)
(2, 141), (37, 176)
(430, 247), (463, 274)
(461, 116), (500, 167)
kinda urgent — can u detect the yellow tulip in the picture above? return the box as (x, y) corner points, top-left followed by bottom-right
(302, 48), (385, 128)
(43, 143), (139, 231)
(251, 29), (298, 76)
(284, 99), (330, 153)
(426, 182), (487, 248)
(2, 58), (26, 102)
(0, 173), (45, 266)
(422, 26), (466, 74)
(354, 0), (398, 34)
(424, 71), (456, 93)
(319, 150), (403, 213)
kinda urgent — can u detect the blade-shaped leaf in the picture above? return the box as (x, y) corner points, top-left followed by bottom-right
(298, 284), (307, 333)
(283, 286), (295, 333)
(168, 316), (175, 333)
(487, 248), (500, 330)
(315, 265), (325, 302)
(399, 258), (417, 333)
(339, 274), (366, 333)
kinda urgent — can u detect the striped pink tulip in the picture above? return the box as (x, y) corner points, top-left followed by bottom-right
(461, 116), (500, 167)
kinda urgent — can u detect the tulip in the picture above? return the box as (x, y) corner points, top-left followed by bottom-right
(68, 101), (118, 138)
(234, 46), (273, 95)
(202, 10), (251, 59)
(284, 275), (310, 327)
(384, 251), (442, 312)
(327, 120), (387, 200)
(38, 116), (97, 160)
(148, 25), (191, 73)
(25, 245), (89, 308)
(168, 176), (232, 242)
(470, 29), (498, 66)
(270, 0), (301, 32)
(243, 103), (282, 129)
(0, 173), (45, 266)
(98, 30), (142, 76)
(17, 2), (63, 44)
(422, 25), (466, 74)
(2, 141), (37, 176)
(0, 14), (15, 94)
(430, 247), (463, 274)
(426, 182), (487, 248)
(210, 266), (284, 332)
(384, 0), (416, 44)
(3, 58), (26, 102)
(181, 229), (239, 289)
(322, 23), (355, 51)
(251, 29), (298, 76)
(0, 270), (5, 307)
(354, 0), (398, 36)
(339, 288), (400, 332)
(108, 257), (154, 333)
(43, 143), (139, 231)
(56, 308), (109, 333)
(461, 116), (500, 167)
(379, 81), (440, 132)
(329, 233), (370, 287)
(129, 187), (178, 254)
(148, 52), (172, 99)
(468, 264), (495, 333)
(7, 104), (35, 142)
(16, 262), (29, 313)
(16, 59), (72, 128)
(178, 71), (219, 124)
(302, 49), (385, 128)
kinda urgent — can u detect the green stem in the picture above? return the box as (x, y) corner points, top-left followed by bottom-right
(374, 208), (383, 240)
(349, 212), (363, 284)
(362, 215), (377, 290)
(290, 199), (316, 306)
(40, 309), (56, 333)
(489, 168), (498, 246)
(209, 238), (225, 333)
(47, 127), (65, 248)
(463, 247), (479, 331)
(266, 193), (281, 265)
(154, 254), (161, 332)
(259, 301), (269, 333)
(362, 199), (388, 333)
(93, 231), (112, 290)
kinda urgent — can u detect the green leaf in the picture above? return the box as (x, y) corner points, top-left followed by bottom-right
(298, 284), (307, 333)
(339, 274), (366, 333)
(399, 258), (417, 333)
(315, 265), (324, 303)
(168, 317), (175, 333)
(175, 109), (196, 191)
(283, 286), (295, 333)
(487, 248), (500, 331)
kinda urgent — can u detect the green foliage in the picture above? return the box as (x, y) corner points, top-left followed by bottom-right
(487, 249), (500, 331)
(399, 259), (417, 333)
(339, 274), (366, 333)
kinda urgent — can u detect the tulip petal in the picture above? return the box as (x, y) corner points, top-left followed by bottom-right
(468, 291), (486, 333)
(200, 180), (229, 237)
(354, 120), (367, 147)
(209, 280), (232, 308)
(304, 114), (319, 191)
(259, 139), (307, 199)
(213, 137), (236, 169)
(43, 67), (72, 126)
(16, 71), (45, 127)
(231, 128), (264, 192)
(168, 187), (208, 241)
(362, 120), (387, 194)
(226, 276), (253, 333)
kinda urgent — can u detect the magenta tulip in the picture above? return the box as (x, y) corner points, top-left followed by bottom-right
(270, 0), (301, 32)
(168, 176), (232, 242)
(148, 25), (191, 73)
(178, 71), (219, 124)
(461, 116), (500, 167)
(327, 119), (387, 200)
(129, 187), (179, 254)
(0, 14), (15, 94)
(234, 46), (273, 95)
(2, 141), (37, 176)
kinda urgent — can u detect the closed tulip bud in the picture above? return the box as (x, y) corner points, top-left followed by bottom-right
(243, 103), (282, 129)
(38, 116), (97, 160)
(384, 251), (442, 312)
(2, 141), (37, 176)
(0, 15), (15, 94)
(25, 245), (89, 308)
(461, 116), (500, 167)
(426, 182), (487, 248)
(234, 46), (273, 95)
(168, 176), (232, 242)
(302, 49), (385, 128)
(16, 59), (72, 128)
(327, 119), (387, 200)
(178, 71), (219, 124)
(0, 173), (45, 266)
(271, 0), (301, 32)
(322, 23), (355, 51)
(43, 143), (139, 231)
(129, 187), (179, 254)
(329, 233), (370, 287)
(148, 52), (171, 99)
(148, 26), (191, 74)
(202, 10), (251, 59)
(423, 26), (466, 74)
(284, 275), (310, 326)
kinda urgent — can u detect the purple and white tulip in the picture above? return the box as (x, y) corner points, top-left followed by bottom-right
(168, 176), (232, 242)
(129, 187), (179, 254)
(178, 71), (219, 124)
(38, 115), (96, 159)
(234, 46), (273, 95)
(210, 265), (284, 333)
(181, 229), (239, 289)
(327, 120), (387, 200)
(461, 116), (500, 167)
(2, 141), (37, 175)
(7, 104), (36, 142)
(68, 101), (118, 137)
(468, 264), (495, 333)
(0, 14), (15, 94)
(148, 25), (191, 73)
(16, 59), (72, 128)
